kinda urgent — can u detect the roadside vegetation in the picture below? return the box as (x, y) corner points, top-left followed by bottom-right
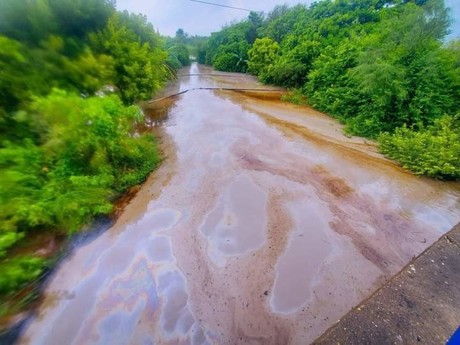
(0, 0), (183, 314)
(203, 0), (460, 180)
(165, 28), (207, 68)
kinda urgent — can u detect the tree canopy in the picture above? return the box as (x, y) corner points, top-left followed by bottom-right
(202, 0), (460, 179)
(0, 0), (173, 308)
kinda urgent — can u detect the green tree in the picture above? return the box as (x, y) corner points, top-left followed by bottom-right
(0, 37), (30, 112)
(175, 28), (188, 44)
(247, 37), (280, 76)
(213, 41), (250, 72)
(92, 12), (170, 103)
(246, 11), (264, 44)
(203, 0), (460, 179)
(165, 28), (191, 68)
(0, 0), (115, 47)
(0, 0), (172, 305)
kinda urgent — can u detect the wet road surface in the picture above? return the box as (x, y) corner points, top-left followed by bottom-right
(19, 63), (460, 344)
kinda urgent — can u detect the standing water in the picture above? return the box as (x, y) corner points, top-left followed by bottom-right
(19, 63), (460, 344)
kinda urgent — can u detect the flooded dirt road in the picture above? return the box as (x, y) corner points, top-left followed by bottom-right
(20, 63), (460, 344)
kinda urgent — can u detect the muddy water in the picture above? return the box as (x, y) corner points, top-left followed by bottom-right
(19, 63), (460, 345)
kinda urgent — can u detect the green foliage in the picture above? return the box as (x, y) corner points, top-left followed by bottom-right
(246, 11), (264, 44)
(306, 41), (362, 123)
(167, 30), (207, 65)
(263, 38), (321, 87)
(0, 256), (46, 295)
(169, 44), (191, 67)
(262, 59), (308, 87)
(0, 0), (114, 46)
(196, 46), (207, 64)
(212, 40), (250, 72)
(0, 0), (170, 302)
(165, 29), (192, 68)
(0, 91), (160, 234)
(261, 4), (308, 43)
(166, 53), (183, 70)
(91, 12), (171, 104)
(0, 92), (161, 301)
(247, 38), (280, 76)
(0, 232), (24, 258)
(213, 52), (241, 72)
(37, 36), (115, 95)
(379, 116), (460, 179)
(0, 36), (31, 123)
(47, 0), (115, 39)
(0, 35), (115, 124)
(205, 13), (263, 72)
(0, 140), (47, 230)
(337, 2), (455, 135)
(0, 0), (57, 44)
(204, 0), (459, 178)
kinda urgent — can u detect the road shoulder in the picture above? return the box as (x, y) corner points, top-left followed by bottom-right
(313, 223), (460, 345)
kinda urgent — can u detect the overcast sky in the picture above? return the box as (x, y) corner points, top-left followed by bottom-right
(116, 0), (459, 39)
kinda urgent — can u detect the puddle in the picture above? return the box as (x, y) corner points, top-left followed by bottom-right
(271, 199), (334, 314)
(200, 175), (268, 266)
(18, 63), (460, 345)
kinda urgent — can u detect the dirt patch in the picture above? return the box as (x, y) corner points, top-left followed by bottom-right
(312, 165), (354, 198)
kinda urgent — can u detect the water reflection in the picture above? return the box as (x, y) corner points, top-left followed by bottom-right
(19, 63), (460, 345)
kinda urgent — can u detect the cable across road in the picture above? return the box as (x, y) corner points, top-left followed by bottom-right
(148, 87), (283, 103)
(189, 0), (254, 12)
(176, 73), (249, 78)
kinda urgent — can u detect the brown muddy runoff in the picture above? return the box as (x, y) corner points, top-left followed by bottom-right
(19, 63), (460, 345)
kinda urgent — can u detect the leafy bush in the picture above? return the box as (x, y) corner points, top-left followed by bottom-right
(0, 256), (46, 295)
(213, 52), (243, 72)
(0, 232), (24, 258)
(0, 0), (168, 311)
(170, 44), (191, 67)
(378, 115), (460, 179)
(0, 91), (161, 235)
(212, 40), (250, 73)
(205, 0), (459, 150)
(90, 12), (171, 104)
(205, 17), (254, 72)
(263, 59), (309, 87)
(247, 37), (280, 76)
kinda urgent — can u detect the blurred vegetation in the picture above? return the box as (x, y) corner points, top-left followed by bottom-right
(165, 29), (192, 69)
(0, 0), (171, 308)
(164, 28), (208, 68)
(202, 0), (460, 179)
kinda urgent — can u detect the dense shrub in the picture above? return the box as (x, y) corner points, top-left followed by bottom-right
(0, 92), (161, 298)
(204, 0), (459, 179)
(0, 0), (169, 308)
(247, 37), (280, 76)
(0, 257), (46, 296)
(379, 116), (460, 179)
(1, 91), (161, 234)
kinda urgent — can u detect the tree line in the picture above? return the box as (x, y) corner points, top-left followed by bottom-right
(0, 0), (184, 309)
(202, 0), (460, 180)
(166, 28), (207, 68)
